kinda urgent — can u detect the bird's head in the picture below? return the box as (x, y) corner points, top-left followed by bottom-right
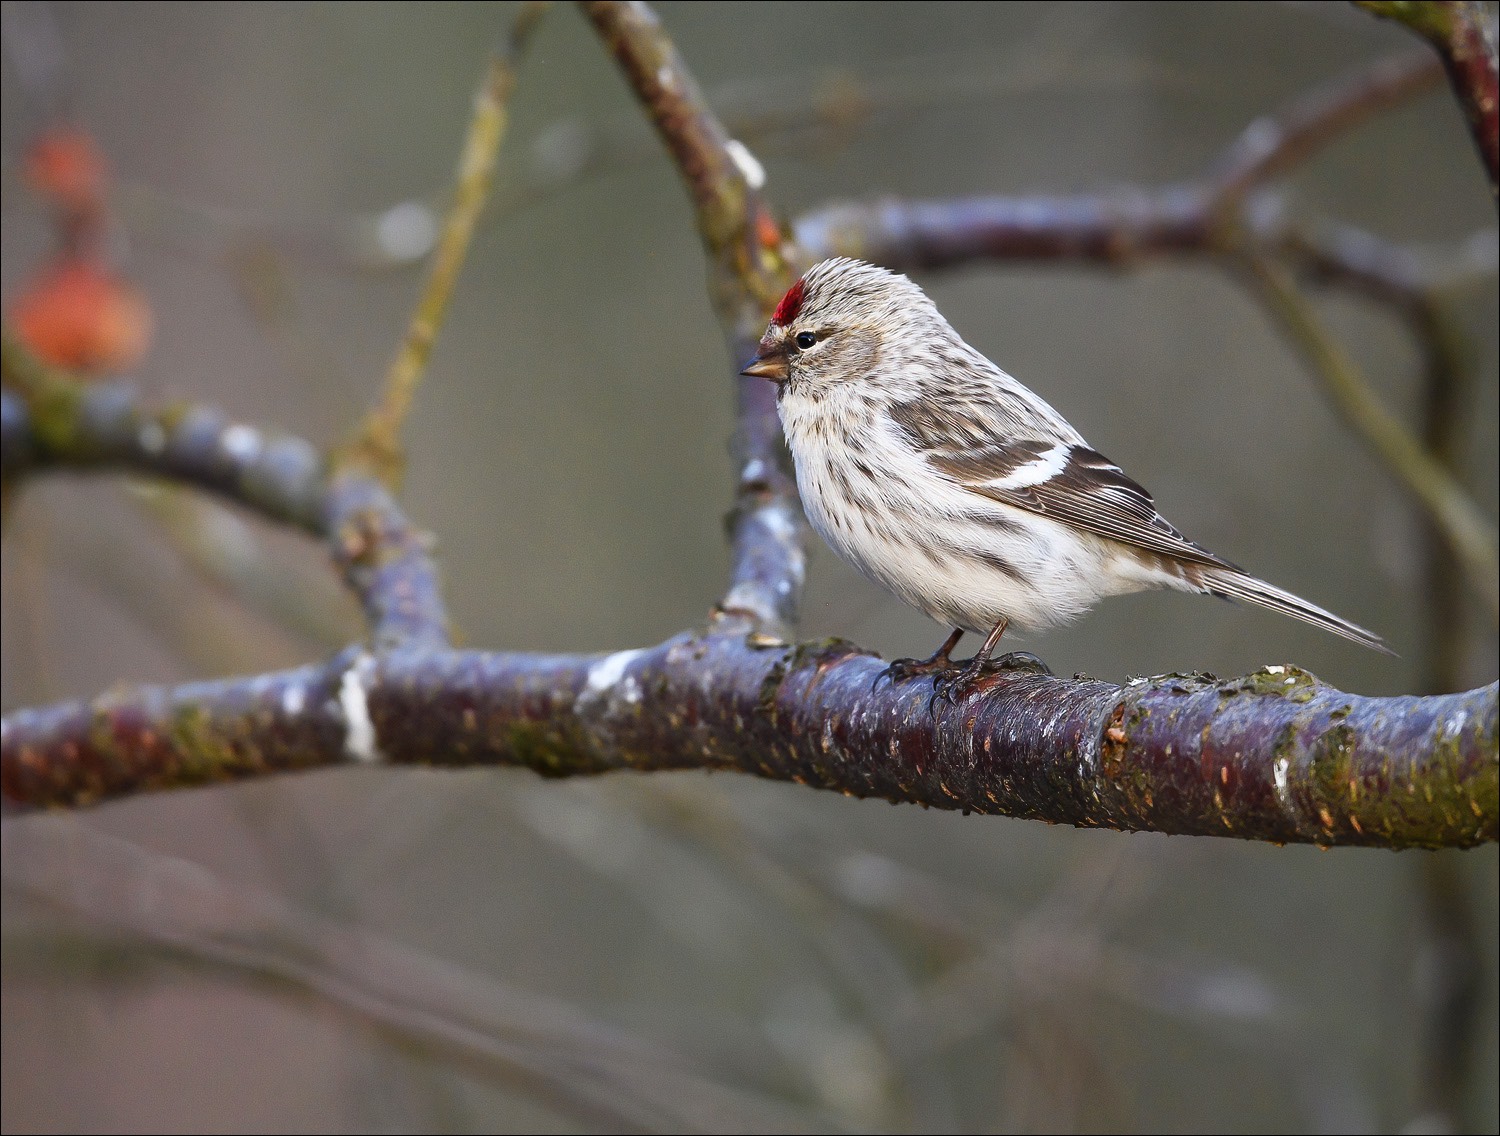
(740, 258), (939, 398)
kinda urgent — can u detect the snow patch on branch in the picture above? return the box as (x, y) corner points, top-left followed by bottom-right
(725, 139), (765, 189)
(338, 652), (383, 763)
(578, 649), (647, 719)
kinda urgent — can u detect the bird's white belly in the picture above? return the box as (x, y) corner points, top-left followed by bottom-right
(787, 412), (1150, 635)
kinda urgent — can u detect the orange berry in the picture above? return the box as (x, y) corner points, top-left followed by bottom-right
(754, 204), (784, 250)
(9, 258), (152, 375)
(24, 127), (110, 213)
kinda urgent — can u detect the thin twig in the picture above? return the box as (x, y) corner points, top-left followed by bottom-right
(1206, 49), (1444, 206)
(1405, 120), (1488, 1129)
(341, 3), (548, 486)
(1275, 218), (1494, 320)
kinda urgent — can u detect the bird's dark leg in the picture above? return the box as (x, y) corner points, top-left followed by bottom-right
(874, 628), (965, 690)
(930, 618), (1051, 706)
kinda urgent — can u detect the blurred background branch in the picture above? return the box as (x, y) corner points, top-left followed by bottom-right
(1242, 253), (1498, 617)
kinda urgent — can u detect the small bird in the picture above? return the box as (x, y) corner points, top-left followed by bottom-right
(741, 257), (1389, 696)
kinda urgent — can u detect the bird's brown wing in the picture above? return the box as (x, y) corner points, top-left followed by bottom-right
(891, 399), (1237, 571)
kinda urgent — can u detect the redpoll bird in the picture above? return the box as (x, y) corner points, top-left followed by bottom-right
(741, 257), (1389, 695)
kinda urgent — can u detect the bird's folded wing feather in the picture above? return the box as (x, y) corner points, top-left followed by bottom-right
(893, 399), (1237, 571)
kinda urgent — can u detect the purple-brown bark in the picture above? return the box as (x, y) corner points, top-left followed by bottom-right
(4, 633), (1493, 849)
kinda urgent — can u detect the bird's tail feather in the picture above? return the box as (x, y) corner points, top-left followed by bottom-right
(1200, 568), (1393, 655)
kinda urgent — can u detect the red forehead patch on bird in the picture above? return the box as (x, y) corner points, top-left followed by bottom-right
(771, 278), (806, 326)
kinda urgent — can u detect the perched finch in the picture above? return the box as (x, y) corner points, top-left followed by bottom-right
(742, 258), (1388, 696)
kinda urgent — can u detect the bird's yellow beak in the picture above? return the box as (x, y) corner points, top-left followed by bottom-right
(740, 351), (789, 382)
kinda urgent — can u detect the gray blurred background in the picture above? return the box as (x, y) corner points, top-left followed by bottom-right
(2, 2), (1496, 1131)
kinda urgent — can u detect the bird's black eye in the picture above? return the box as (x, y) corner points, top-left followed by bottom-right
(794, 331), (817, 350)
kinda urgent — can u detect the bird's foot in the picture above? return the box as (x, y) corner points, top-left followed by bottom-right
(928, 651), (1052, 709)
(876, 652), (956, 688)
(873, 629), (965, 692)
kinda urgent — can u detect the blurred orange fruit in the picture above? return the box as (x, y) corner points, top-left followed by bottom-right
(24, 127), (110, 213)
(9, 258), (152, 374)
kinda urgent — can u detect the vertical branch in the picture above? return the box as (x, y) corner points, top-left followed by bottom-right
(1413, 854), (1485, 1131)
(582, 1), (807, 636)
(1414, 300), (1478, 693)
(1410, 272), (1484, 1136)
(1356, 1), (1499, 201)
(582, 2), (743, 255)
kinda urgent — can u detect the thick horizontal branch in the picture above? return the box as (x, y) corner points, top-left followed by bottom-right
(3, 634), (1493, 849)
(0, 350), (449, 649)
